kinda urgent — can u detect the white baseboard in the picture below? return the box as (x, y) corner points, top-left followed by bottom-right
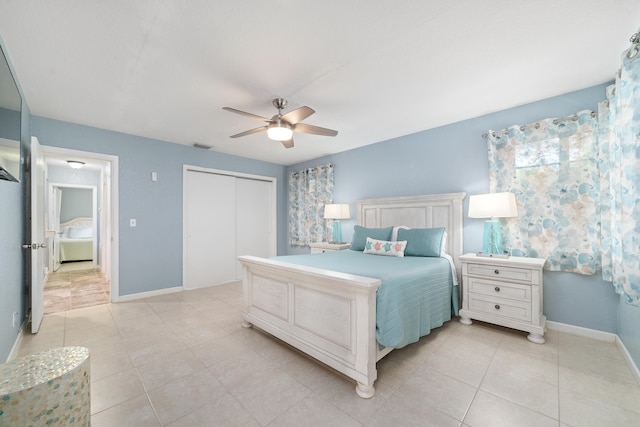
(546, 320), (616, 342)
(615, 335), (640, 388)
(547, 320), (640, 387)
(6, 324), (25, 362)
(116, 286), (183, 302)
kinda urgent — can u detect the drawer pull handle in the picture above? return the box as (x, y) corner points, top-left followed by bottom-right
(494, 269), (500, 275)
(495, 286), (500, 292)
(495, 304), (501, 310)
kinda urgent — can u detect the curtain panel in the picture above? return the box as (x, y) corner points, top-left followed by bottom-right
(597, 45), (640, 306)
(487, 111), (600, 275)
(288, 164), (334, 246)
(486, 29), (640, 305)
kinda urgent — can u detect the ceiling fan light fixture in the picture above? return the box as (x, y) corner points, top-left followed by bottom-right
(267, 120), (293, 141)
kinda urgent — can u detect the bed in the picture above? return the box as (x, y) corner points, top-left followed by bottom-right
(58, 217), (94, 262)
(238, 192), (465, 398)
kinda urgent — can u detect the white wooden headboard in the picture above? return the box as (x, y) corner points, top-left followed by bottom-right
(356, 192), (466, 274)
(60, 217), (94, 229)
(60, 216), (93, 231)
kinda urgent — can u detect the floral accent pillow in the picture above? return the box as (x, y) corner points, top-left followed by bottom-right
(363, 237), (407, 257)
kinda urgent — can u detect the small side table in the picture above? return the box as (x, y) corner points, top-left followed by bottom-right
(309, 242), (351, 254)
(0, 346), (90, 425)
(459, 253), (546, 344)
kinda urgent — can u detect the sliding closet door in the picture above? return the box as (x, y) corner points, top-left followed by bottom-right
(236, 177), (273, 278)
(185, 170), (237, 288)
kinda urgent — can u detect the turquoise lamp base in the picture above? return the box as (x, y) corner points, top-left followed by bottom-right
(331, 221), (344, 244)
(482, 219), (503, 255)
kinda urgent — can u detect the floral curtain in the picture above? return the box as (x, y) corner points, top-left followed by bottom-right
(487, 110), (600, 275)
(288, 164), (334, 246)
(487, 29), (640, 305)
(597, 36), (640, 306)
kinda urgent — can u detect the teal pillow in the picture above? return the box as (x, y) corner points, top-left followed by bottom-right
(397, 227), (445, 257)
(350, 226), (393, 251)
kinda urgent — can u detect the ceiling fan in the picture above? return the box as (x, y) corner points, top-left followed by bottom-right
(223, 98), (338, 149)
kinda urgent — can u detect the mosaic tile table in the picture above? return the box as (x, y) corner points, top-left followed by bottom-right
(0, 347), (90, 426)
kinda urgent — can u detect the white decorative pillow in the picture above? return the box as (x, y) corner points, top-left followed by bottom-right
(441, 230), (447, 255)
(391, 225), (410, 241)
(364, 237), (407, 257)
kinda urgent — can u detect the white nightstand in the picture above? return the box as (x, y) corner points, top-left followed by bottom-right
(309, 242), (351, 253)
(458, 253), (547, 344)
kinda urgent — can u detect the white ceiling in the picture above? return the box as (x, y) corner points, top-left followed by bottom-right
(0, 1), (638, 166)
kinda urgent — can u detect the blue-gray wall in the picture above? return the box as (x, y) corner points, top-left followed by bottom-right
(30, 117), (288, 297)
(619, 296), (640, 369)
(0, 140), (23, 361)
(0, 33), (28, 362)
(59, 188), (92, 223)
(287, 83), (639, 368)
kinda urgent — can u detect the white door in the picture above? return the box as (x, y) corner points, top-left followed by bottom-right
(100, 169), (111, 283)
(50, 185), (62, 272)
(185, 171), (236, 288)
(29, 136), (46, 333)
(236, 178), (273, 278)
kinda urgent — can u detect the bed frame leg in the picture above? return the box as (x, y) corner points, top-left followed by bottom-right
(356, 382), (375, 399)
(241, 321), (253, 329)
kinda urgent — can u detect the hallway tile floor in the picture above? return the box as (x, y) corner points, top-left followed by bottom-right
(44, 261), (110, 314)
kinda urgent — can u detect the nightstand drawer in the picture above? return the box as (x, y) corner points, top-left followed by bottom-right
(310, 248), (329, 254)
(467, 278), (531, 302)
(468, 294), (532, 322)
(466, 262), (534, 284)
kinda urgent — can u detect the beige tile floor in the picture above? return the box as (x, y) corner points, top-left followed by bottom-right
(17, 282), (640, 426)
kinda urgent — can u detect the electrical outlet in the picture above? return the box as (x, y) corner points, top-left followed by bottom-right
(12, 312), (19, 327)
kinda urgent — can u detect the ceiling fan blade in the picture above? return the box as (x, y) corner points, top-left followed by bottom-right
(281, 106), (315, 125)
(294, 123), (338, 137)
(281, 138), (294, 149)
(230, 126), (267, 138)
(223, 107), (270, 122)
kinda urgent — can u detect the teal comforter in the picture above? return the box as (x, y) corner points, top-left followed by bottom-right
(274, 250), (457, 349)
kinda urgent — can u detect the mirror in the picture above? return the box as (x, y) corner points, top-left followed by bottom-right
(0, 44), (21, 182)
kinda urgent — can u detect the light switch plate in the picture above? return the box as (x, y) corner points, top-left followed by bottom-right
(130, 218), (136, 227)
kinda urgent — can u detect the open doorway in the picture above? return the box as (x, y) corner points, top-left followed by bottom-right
(38, 147), (119, 314)
(49, 185), (97, 272)
(45, 182), (105, 313)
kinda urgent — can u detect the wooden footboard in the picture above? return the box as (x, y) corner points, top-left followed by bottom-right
(239, 192), (465, 398)
(239, 255), (382, 398)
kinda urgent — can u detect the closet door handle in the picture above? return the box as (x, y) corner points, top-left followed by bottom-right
(494, 286), (500, 292)
(495, 304), (501, 310)
(494, 269), (500, 275)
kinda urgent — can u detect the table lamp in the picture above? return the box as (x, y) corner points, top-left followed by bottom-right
(468, 192), (517, 256)
(324, 204), (350, 244)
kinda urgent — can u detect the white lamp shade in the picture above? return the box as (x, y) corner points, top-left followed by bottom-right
(468, 192), (518, 218)
(324, 204), (351, 220)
